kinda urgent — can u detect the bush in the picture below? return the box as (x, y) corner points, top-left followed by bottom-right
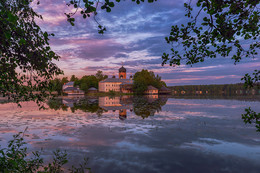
(0, 129), (91, 173)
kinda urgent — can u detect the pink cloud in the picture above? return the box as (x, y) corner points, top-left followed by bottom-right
(32, 0), (78, 26)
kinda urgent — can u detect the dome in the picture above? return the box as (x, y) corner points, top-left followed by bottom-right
(119, 66), (126, 72)
(88, 87), (97, 91)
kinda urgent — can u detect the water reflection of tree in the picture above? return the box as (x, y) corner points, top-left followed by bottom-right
(47, 96), (168, 119)
(70, 98), (106, 116)
(47, 99), (68, 111)
(47, 98), (106, 116)
(133, 96), (168, 119)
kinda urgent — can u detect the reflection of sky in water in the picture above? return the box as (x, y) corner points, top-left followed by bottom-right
(182, 138), (260, 160)
(0, 97), (260, 172)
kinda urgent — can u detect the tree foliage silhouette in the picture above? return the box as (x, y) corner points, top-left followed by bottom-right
(0, 0), (62, 106)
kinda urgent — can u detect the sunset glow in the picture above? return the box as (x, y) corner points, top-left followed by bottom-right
(33, 0), (260, 85)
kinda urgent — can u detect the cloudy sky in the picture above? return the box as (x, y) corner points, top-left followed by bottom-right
(33, 0), (260, 86)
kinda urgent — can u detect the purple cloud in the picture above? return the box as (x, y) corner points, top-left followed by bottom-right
(32, 0), (260, 86)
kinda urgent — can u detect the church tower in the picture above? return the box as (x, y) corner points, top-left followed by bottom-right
(119, 66), (126, 79)
(119, 109), (127, 120)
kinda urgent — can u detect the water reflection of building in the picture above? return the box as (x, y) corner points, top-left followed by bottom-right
(59, 96), (104, 114)
(99, 96), (133, 120)
(146, 94), (159, 101)
(62, 95), (85, 107)
(119, 109), (127, 120)
(48, 95), (169, 120)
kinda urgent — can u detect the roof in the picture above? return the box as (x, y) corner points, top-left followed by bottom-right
(88, 87), (97, 91)
(65, 81), (74, 86)
(63, 87), (78, 91)
(100, 78), (133, 84)
(147, 85), (158, 90)
(119, 66), (126, 72)
(160, 86), (171, 91)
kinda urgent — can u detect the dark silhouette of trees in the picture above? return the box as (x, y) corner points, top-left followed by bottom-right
(133, 69), (166, 94)
(79, 75), (99, 92)
(49, 78), (63, 95)
(0, 0), (62, 105)
(95, 70), (108, 82)
(70, 75), (78, 82)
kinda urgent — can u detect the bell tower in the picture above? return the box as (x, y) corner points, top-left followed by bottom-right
(119, 66), (126, 79)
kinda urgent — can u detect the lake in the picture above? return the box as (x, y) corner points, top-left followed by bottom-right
(0, 95), (260, 172)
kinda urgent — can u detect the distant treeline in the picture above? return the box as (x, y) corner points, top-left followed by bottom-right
(168, 83), (260, 96)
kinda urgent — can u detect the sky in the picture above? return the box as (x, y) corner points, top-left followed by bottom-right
(32, 0), (260, 86)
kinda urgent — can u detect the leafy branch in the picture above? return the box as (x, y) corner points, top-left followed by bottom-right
(242, 107), (260, 132)
(65, 0), (157, 34)
(162, 0), (260, 66)
(241, 70), (260, 89)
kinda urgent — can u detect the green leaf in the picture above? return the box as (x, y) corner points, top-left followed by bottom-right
(19, 38), (26, 45)
(106, 7), (111, 12)
(7, 13), (17, 23)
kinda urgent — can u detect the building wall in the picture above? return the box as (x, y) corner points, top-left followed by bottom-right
(99, 82), (122, 92)
(144, 89), (158, 95)
(99, 83), (106, 92)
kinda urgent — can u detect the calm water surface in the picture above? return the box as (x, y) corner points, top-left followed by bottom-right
(0, 96), (260, 173)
